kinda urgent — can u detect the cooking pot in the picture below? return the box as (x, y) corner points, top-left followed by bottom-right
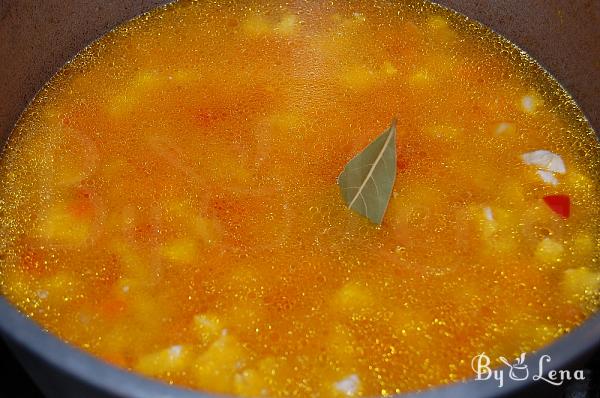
(0, 1), (599, 397)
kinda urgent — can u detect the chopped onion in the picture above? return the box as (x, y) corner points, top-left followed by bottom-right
(334, 374), (361, 396)
(483, 206), (494, 221)
(537, 170), (559, 186)
(521, 150), (566, 174)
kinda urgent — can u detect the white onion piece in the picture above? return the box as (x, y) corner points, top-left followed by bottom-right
(536, 170), (559, 186)
(483, 206), (494, 221)
(334, 374), (361, 396)
(521, 150), (566, 174)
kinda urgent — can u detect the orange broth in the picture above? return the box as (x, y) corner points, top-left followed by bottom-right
(1, 0), (599, 396)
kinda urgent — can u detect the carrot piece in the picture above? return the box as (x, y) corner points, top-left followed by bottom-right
(68, 187), (95, 217)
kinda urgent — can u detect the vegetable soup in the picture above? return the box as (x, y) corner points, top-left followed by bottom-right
(0, 0), (599, 396)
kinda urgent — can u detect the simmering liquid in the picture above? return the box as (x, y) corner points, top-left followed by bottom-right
(1, 0), (599, 396)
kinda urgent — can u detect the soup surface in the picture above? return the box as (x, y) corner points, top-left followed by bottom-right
(1, 0), (599, 396)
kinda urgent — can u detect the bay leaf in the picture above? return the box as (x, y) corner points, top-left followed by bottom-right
(337, 119), (397, 224)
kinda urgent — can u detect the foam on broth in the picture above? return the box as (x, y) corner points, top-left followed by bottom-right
(0, 0), (599, 396)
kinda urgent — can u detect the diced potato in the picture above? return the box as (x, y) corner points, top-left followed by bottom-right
(192, 216), (220, 243)
(339, 66), (377, 91)
(111, 240), (148, 279)
(332, 12), (366, 32)
(107, 70), (163, 116)
(427, 16), (449, 30)
(107, 95), (133, 118)
(466, 204), (498, 238)
(51, 139), (98, 186)
(130, 293), (168, 330)
(224, 266), (265, 301)
(220, 271), (265, 331)
(466, 205), (519, 254)
(381, 61), (397, 75)
(488, 233), (518, 254)
(261, 356), (295, 391)
(505, 318), (560, 351)
(1, 272), (31, 305)
(100, 158), (127, 181)
(234, 368), (266, 397)
(489, 207), (516, 229)
(275, 14), (298, 35)
(562, 267), (600, 300)
(103, 205), (133, 232)
(387, 185), (443, 227)
(160, 237), (198, 263)
(99, 325), (135, 366)
(192, 313), (224, 346)
(426, 16), (457, 42)
(134, 70), (163, 89)
(499, 182), (526, 205)
(331, 282), (375, 317)
(564, 170), (594, 196)
(207, 150), (253, 188)
(233, 356), (289, 397)
(171, 68), (202, 84)
(351, 12), (366, 23)
(224, 301), (264, 334)
(571, 233), (595, 258)
(134, 344), (191, 376)
(408, 69), (430, 87)
(165, 200), (189, 216)
(242, 13), (299, 37)
(39, 105), (63, 126)
(269, 111), (304, 133)
(257, 356), (286, 376)
(423, 124), (461, 140)
(535, 238), (564, 264)
(242, 14), (272, 36)
(193, 333), (249, 393)
(39, 204), (91, 246)
(166, 201), (220, 243)
(391, 308), (432, 337)
(426, 52), (458, 76)
(43, 273), (84, 305)
(327, 324), (357, 362)
(43, 127), (98, 187)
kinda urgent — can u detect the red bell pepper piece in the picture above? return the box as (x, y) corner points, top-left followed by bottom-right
(543, 194), (570, 218)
